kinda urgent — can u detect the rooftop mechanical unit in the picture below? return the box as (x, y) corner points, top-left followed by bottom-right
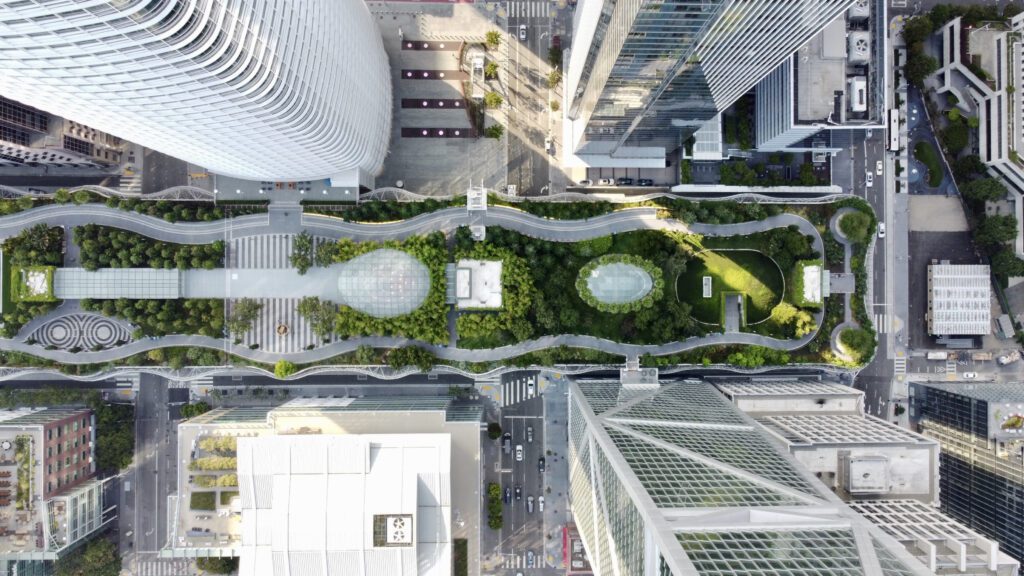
(849, 0), (870, 19)
(848, 31), (872, 64)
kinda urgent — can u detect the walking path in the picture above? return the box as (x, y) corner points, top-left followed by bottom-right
(0, 204), (826, 365)
(829, 208), (859, 361)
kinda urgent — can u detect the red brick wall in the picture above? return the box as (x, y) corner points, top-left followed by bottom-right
(41, 410), (94, 499)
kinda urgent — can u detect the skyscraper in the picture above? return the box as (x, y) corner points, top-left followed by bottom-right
(567, 377), (933, 575)
(565, 0), (856, 156)
(910, 382), (1024, 563)
(0, 1), (392, 186)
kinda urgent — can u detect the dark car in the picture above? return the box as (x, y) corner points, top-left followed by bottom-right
(504, 487), (511, 504)
(616, 177), (634, 186)
(538, 456), (546, 473)
(515, 485), (522, 500)
(552, 35), (561, 49)
(638, 178), (654, 186)
(502, 433), (511, 454)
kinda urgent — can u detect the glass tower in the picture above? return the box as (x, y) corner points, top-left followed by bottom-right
(566, 0), (857, 153)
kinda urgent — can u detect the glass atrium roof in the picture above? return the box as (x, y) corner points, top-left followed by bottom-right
(336, 248), (430, 318)
(584, 262), (653, 304)
(676, 530), (865, 576)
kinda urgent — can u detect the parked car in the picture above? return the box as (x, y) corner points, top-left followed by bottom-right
(577, 179), (593, 186)
(877, 222), (886, 238)
(515, 485), (522, 500)
(516, 444), (523, 462)
(527, 426), (533, 443)
(963, 372), (978, 379)
(552, 35), (561, 49)
(865, 171), (873, 188)
(616, 177), (634, 186)
(538, 496), (545, 511)
(519, 25), (527, 40)
(527, 495), (535, 513)
(504, 487), (511, 504)
(597, 178), (614, 186)
(638, 178), (654, 186)
(503, 433), (511, 454)
(876, 160), (883, 176)
(538, 456), (546, 473)
(544, 137), (553, 153)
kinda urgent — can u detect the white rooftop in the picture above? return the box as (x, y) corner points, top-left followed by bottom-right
(236, 433), (451, 576)
(455, 259), (502, 309)
(928, 264), (991, 335)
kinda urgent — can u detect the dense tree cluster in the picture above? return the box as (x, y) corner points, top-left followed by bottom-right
(769, 302), (816, 338)
(962, 178), (1008, 204)
(839, 328), (876, 363)
(81, 298), (224, 337)
(455, 227), (700, 346)
(386, 346), (437, 371)
(838, 211), (873, 243)
(726, 346), (790, 368)
(55, 537), (120, 576)
(100, 197), (263, 222)
(180, 401), (212, 419)
(297, 296), (338, 339)
(656, 199), (782, 224)
(974, 214), (1018, 248)
(196, 558), (240, 574)
(274, 359), (297, 379)
(339, 198), (461, 222)
(226, 298), (263, 336)
(74, 224), (223, 270)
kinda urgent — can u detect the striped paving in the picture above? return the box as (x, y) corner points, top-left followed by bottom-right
(229, 234), (334, 353)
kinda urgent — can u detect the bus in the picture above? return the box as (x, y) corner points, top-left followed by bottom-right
(888, 109), (900, 152)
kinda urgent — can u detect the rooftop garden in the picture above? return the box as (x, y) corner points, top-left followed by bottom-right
(1, 224), (63, 337)
(74, 224), (224, 270)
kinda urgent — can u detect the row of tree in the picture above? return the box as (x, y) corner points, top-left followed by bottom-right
(74, 224), (223, 270)
(81, 298), (224, 337)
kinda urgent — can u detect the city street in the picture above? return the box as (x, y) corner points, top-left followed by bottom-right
(505, 0), (561, 195)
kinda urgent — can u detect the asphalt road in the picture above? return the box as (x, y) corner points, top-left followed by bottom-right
(130, 374), (177, 558)
(506, 0), (554, 195)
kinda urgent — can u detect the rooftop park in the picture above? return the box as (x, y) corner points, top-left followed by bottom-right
(1, 224), (63, 337)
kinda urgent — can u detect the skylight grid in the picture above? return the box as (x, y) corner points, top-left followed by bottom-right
(605, 428), (803, 508)
(622, 423), (818, 495)
(676, 530), (864, 576)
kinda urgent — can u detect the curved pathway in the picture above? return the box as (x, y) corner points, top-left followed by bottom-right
(829, 208), (859, 362)
(0, 204), (826, 365)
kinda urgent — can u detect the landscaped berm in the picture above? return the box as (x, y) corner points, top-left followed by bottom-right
(678, 250), (784, 327)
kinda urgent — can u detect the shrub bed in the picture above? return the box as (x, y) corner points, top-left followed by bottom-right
(190, 492), (216, 511)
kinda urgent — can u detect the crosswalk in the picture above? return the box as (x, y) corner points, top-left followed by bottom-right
(507, 0), (550, 18)
(135, 557), (191, 576)
(874, 313), (894, 334)
(502, 551), (538, 569)
(946, 357), (958, 380)
(227, 234), (332, 354)
(894, 356), (906, 378)
(501, 375), (538, 407)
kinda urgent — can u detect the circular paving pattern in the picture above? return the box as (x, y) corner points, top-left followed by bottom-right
(31, 313), (133, 351)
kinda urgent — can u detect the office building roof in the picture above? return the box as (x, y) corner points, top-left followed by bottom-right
(928, 264), (991, 335)
(237, 433), (451, 576)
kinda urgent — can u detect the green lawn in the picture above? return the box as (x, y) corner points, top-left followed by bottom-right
(677, 250), (783, 326)
(914, 141), (944, 187)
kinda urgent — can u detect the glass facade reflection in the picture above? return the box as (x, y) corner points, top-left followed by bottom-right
(568, 0), (856, 152)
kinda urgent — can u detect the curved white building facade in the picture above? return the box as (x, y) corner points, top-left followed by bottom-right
(0, 0), (392, 184)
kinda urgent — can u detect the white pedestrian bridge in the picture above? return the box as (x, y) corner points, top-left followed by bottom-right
(52, 249), (431, 318)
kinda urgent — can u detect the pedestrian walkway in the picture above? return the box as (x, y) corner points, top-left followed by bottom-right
(507, 0), (549, 17)
(946, 356), (958, 379)
(135, 557), (191, 576)
(502, 551), (537, 569)
(235, 298), (326, 354)
(502, 374), (537, 407)
(874, 313), (894, 334)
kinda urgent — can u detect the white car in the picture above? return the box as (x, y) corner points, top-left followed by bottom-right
(519, 25), (527, 41)
(544, 137), (553, 152)
(865, 172), (873, 188)
(515, 444), (523, 462)
(538, 496), (545, 511)
(527, 379), (536, 398)
(876, 160), (883, 176)
(963, 372), (978, 379)
(877, 222), (886, 238)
